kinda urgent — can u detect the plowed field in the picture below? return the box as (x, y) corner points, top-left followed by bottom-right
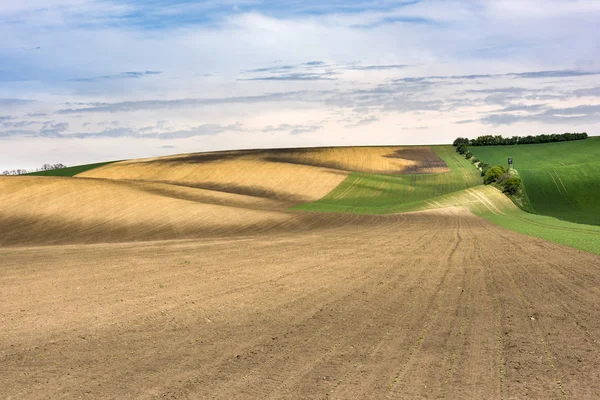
(2, 209), (599, 399)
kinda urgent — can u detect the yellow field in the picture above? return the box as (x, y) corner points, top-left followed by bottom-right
(0, 176), (298, 246)
(78, 147), (446, 202)
(1, 146), (446, 246)
(421, 185), (519, 215)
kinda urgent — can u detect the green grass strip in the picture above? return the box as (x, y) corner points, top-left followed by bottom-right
(293, 145), (482, 214)
(25, 161), (118, 177)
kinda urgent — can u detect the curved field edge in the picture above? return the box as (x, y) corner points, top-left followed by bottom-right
(418, 185), (600, 255)
(25, 161), (119, 177)
(468, 137), (600, 226)
(292, 145), (481, 214)
(293, 146), (600, 255)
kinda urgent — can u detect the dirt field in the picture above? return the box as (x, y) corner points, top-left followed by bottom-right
(2, 208), (599, 399)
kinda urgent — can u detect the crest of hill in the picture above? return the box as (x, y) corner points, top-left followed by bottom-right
(0, 146), (450, 246)
(77, 147), (449, 202)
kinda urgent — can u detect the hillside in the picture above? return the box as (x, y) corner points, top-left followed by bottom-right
(295, 144), (600, 255)
(469, 137), (600, 225)
(3, 143), (600, 399)
(295, 146), (481, 213)
(0, 146), (441, 246)
(77, 147), (446, 202)
(1, 143), (598, 253)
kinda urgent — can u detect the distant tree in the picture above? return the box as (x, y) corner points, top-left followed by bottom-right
(464, 151), (473, 159)
(456, 144), (468, 155)
(453, 137), (470, 147)
(1, 163), (66, 176)
(458, 132), (588, 147)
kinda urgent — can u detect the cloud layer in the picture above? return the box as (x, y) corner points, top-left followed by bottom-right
(0, 0), (599, 169)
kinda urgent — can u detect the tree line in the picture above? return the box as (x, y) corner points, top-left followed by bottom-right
(454, 143), (523, 196)
(453, 132), (588, 147)
(2, 163), (67, 176)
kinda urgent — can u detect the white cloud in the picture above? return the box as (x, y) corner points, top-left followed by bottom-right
(0, 0), (599, 169)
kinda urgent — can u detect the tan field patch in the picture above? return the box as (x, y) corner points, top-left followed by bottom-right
(259, 146), (425, 173)
(78, 147), (448, 201)
(79, 156), (348, 202)
(420, 185), (519, 215)
(0, 176), (401, 246)
(0, 176), (297, 246)
(2, 211), (599, 399)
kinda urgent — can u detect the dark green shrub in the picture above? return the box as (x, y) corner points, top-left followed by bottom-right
(503, 176), (522, 195)
(484, 166), (507, 184)
(465, 151), (473, 159)
(453, 137), (470, 146)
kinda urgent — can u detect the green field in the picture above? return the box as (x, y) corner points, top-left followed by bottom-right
(25, 161), (117, 177)
(294, 146), (481, 213)
(482, 208), (600, 255)
(295, 143), (600, 255)
(470, 137), (600, 225)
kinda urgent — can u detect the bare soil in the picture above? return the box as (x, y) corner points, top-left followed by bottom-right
(2, 208), (599, 399)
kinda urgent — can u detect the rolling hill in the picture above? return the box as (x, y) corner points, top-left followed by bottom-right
(469, 137), (600, 225)
(0, 146), (438, 246)
(294, 146), (481, 214)
(1, 142), (598, 253)
(3, 142), (600, 399)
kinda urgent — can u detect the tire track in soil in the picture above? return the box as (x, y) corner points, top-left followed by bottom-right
(201, 217), (449, 399)
(475, 223), (569, 399)
(382, 214), (468, 398)
(321, 222), (456, 399)
(3, 211), (600, 399)
(144, 215), (446, 399)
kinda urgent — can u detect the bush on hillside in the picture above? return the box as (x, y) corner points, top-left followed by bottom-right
(456, 144), (468, 155)
(503, 176), (522, 195)
(471, 157), (479, 164)
(465, 151), (473, 159)
(484, 166), (508, 184)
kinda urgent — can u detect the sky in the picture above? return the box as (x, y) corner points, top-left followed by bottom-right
(1, 0), (599, 170)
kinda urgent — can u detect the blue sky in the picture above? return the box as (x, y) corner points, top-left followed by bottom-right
(1, 0), (599, 169)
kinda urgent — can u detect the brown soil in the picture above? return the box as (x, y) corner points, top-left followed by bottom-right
(2, 208), (599, 399)
(384, 146), (449, 174)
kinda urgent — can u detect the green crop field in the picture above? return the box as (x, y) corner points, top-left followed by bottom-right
(295, 142), (600, 255)
(293, 146), (481, 214)
(470, 137), (600, 225)
(482, 208), (600, 255)
(25, 161), (117, 177)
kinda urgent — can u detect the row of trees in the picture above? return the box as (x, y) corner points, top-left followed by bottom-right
(2, 163), (67, 176)
(453, 132), (588, 147)
(455, 144), (522, 196)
